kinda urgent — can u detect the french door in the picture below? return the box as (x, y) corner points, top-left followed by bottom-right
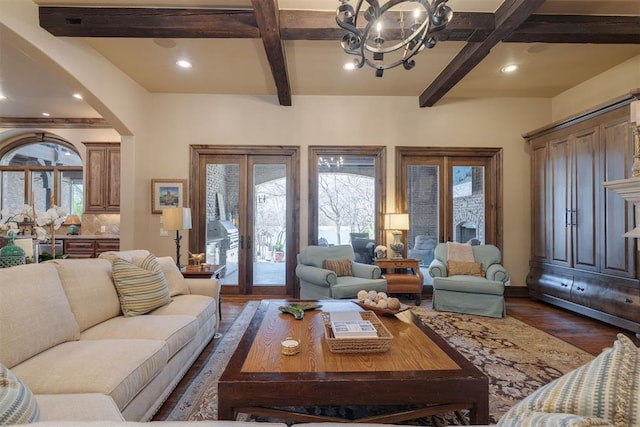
(189, 146), (299, 296)
(397, 147), (502, 265)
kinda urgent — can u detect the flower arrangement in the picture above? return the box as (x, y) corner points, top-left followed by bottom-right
(0, 205), (34, 235)
(34, 206), (67, 241)
(375, 245), (388, 259)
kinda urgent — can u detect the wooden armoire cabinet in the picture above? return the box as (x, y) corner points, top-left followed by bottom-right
(84, 142), (120, 213)
(524, 93), (640, 335)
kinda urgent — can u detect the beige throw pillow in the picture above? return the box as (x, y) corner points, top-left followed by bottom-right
(447, 260), (484, 277)
(323, 259), (353, 277)
(112, 254), (171, 316)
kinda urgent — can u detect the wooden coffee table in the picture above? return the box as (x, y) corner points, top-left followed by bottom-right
(218, 300), (489, 424)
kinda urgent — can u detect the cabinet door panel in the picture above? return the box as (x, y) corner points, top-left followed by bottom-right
(602, 117), (636, 277)
(85, 148), (106, 212)
(572, 127), (599, 271)
(106, 148), (120, 210)
(549, 138), (571, 266)
(531, 142), (548, 261)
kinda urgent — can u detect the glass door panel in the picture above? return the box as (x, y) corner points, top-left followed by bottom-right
(406, 164), (440, 268)
(205, 162), (241, 291)
(451, 165), (485, 244)
(196, 149), (296, 296)
(252, 163), (287, 288)
(310, 150), (383, 266)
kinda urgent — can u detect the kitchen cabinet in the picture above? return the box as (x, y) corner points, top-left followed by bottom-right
(84, 142), (120, 213)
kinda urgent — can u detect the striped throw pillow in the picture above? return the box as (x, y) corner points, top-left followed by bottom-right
(0, 363), (39, 425)
(323, 259), (353, 277)
(112, 254), (171, 317)
(498, 333), (639, 426)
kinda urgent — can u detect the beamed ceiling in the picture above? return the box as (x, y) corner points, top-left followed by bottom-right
(0, 0), (639, 122)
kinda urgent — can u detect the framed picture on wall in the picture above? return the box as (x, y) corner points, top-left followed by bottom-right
(151, 179), (187, 214)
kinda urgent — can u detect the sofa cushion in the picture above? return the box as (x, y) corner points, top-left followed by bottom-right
(112, 254), (172, 317)
(151, 294), (217, 329)
(12, 340), (169, 410)
(35, 394), (124, 422)
(153, 256), (190, 297)
(0, 263), (80, 368)
(80, 314), (199, 358)
(99, 250), (152, 264)
(0, 362), (39, 425)
(498, 333), (639, 426)
(50, 259), (122, 332)
(322, 259), (353, 277)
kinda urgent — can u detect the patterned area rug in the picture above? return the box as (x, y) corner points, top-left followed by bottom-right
(159, 302), (594, 424)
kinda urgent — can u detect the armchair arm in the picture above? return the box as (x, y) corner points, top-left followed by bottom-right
(351, 262), (382, 279)
(295, 264), (337, 287)
(486, 264), (509, 283)
(428, 259), (447, 278)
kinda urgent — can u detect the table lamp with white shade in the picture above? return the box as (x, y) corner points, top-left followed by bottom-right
(162, 207), (192, 268)
(385, 213), (410, 259)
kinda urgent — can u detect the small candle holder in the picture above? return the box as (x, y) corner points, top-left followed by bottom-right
(280, 337), (300, 356)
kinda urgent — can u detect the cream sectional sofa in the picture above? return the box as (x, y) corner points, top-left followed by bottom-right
(0, 249), (220, 423)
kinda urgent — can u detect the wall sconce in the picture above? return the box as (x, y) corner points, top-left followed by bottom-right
(162, 207), (192, 268)
(385, 213), (410, 259)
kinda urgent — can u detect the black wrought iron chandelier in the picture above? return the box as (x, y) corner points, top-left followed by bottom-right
(336, 0), (453, 77)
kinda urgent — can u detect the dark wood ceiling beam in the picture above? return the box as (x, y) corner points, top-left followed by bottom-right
(39, 7), (259, 38)
(506, 15), (640, 44)
(279, 10), (495, 42)
(251, 0), (292, 107)
(419, 0), (547, 107)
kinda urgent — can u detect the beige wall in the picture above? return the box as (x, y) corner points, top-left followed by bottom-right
(552, 55), (640, 121)
(138, 94), (550, 286)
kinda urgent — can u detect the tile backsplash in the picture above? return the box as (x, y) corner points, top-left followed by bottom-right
(77, 213), (120, 236)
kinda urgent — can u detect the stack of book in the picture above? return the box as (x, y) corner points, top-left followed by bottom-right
(329, 312), (378, 338)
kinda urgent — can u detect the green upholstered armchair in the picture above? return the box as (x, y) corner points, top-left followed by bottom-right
(428, 243), (509, 318)
(296, 245), (387, 299)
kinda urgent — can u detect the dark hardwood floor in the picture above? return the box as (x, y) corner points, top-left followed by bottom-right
(152, 295), (640, 420)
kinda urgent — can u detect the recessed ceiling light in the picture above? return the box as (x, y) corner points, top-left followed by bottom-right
(0, 94), (7, 100)
(72, 93), (83, 100)
(42, 112), (50, 117)
(501, 64), (518, 73)
(176, 60), (192, 69)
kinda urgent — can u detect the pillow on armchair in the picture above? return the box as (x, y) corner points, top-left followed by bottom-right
(323, 259), (353, 277)
(447, 260), (484, 277)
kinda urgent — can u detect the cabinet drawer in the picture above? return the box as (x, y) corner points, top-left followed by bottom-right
(527, 268), (573, 299)
(582, 282), (640, 323)
(96, 240), (120, 253)
(64, 240), (95, 252)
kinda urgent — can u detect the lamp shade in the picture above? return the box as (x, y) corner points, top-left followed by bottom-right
(385, 213), (410, 230)
(64, 215), (81, 225)
(162, 207), (192, 231)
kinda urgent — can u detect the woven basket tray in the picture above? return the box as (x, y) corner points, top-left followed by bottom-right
(321, 311), (393, 353)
